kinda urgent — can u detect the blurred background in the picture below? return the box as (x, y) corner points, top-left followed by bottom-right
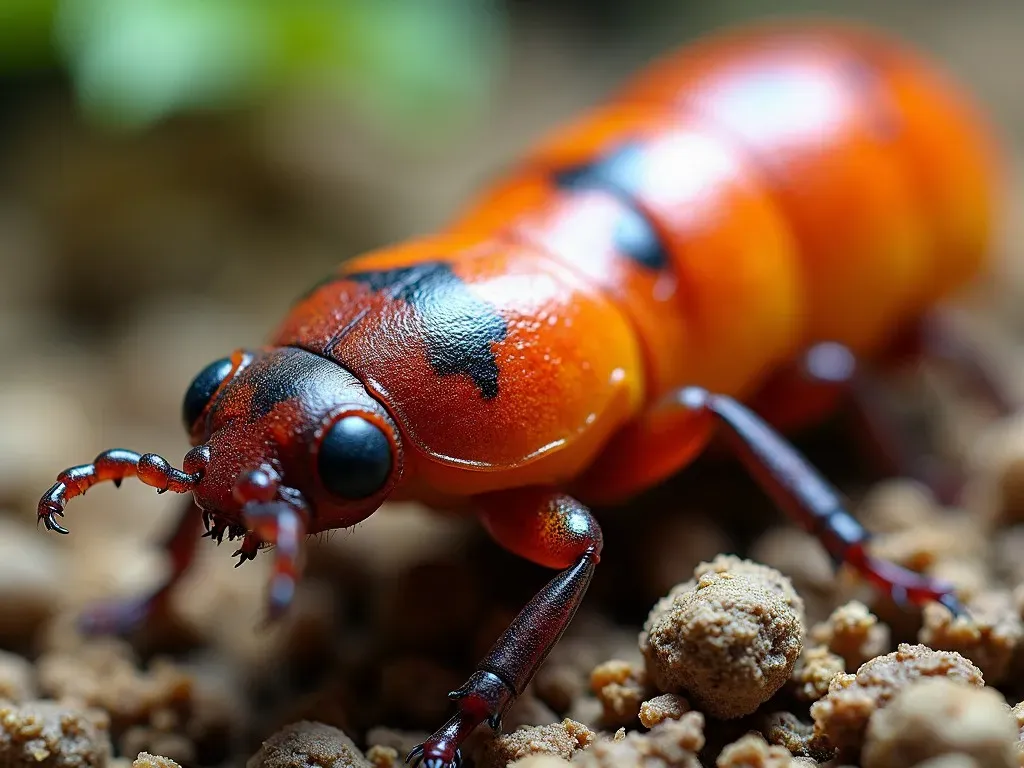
(2, 0), (1024, 761)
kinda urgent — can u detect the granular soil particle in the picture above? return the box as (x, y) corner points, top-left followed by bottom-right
(246, 721), (371, 768)
(809, 644), (985, 756)
(638, 694), (690, 729)
(860, 678), (1017, 768)
(0, 699), (111, 768)
(640, 557), (805, 719)
(478, 719), (595, 768)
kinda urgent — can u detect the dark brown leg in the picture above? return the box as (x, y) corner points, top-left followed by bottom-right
(670, 387), (964, 615)
(409, 489), (602, 768)
(78, 498), (206, 635)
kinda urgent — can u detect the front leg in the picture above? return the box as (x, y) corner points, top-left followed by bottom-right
(409, 489), (602, 768)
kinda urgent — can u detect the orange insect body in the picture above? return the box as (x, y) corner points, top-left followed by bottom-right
(277, 24), (997, 506)
(39, 24), (1000, 768)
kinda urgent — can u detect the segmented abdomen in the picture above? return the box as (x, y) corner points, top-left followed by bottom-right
(451, 24), (998, 403)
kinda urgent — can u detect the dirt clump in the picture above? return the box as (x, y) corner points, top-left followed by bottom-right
(246, 721), (372, 768)
(638, 694), (690, 728)
(861, 678), (1016, 768)
(0, 699), (111, 768)
(133, 753), (182, 768)
(0, 650), (37, 702)
(716, 732), (816, 768)
(918, 591), (1022, 683)
(790, 645), (845, 702)
(810, 644), (985, 756)
(809, 601), (890, 671)
(589, 660), (649, 727)
(478, 719), (594, 768)
(640, 555), (804, 719)
(571, 713), (704, 768)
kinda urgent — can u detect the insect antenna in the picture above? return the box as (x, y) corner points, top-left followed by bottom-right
(38, 446), (209, 534)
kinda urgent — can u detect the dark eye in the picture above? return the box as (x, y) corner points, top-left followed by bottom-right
(182, 357), (233, 430)
(318, 416), (393, 499)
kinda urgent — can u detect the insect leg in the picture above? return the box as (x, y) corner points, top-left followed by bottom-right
(669, 386), (965, 616)
(78, 498), (206, 636)
(409, 489), (602, 768)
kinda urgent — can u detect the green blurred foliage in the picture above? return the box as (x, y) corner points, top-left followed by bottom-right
(0, 0), (58, 69)
(2, 0), (506, 140)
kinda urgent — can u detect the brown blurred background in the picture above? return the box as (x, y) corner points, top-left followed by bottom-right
(2, 0), (1024, 758)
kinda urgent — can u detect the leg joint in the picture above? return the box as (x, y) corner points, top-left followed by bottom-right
(478, 489), (603, 569)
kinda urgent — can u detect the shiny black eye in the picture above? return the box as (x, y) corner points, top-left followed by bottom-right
(318, 416), (393, 499)
(182, 357), (233, 431)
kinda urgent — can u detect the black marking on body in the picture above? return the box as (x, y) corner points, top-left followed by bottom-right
(553, 142), (670, 270)
(347, 261), (508, 400)
(248, 350), (315, 419)
(613, 206), (671, 271)
(554, 142), (646, 196)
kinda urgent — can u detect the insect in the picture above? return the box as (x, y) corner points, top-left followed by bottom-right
(39, 23), (999, 768)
